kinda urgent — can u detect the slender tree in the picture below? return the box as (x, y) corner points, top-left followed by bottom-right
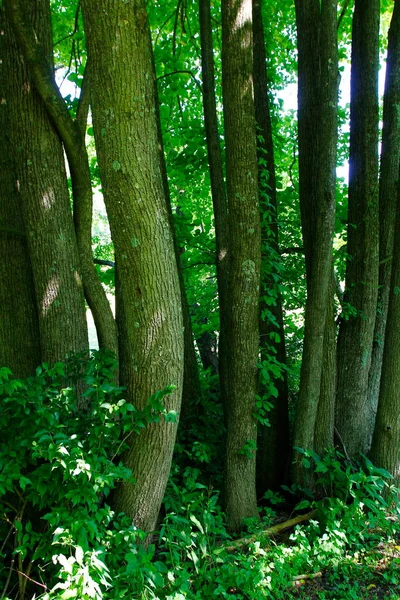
(336, 0), (380, 456)
(81, 0), (184, 533)
(369, 173), (400, 485)
(292, 0), (338, 484)
(252, 0), (290, 493)
(220, 0), (261, 529)
(367, 0), (400, 423)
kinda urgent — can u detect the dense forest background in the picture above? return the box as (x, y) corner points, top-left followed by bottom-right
(1, 0), (400, 598)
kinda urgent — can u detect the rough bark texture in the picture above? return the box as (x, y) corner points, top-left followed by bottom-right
(367, 0), (400, 425)
(0, 10), (41, 376)
(292, 0), (338, 484)
(4, 0), (88, 365)
(221, 0), (261, 530)
(369, 177), (400, 486)
(5, 0), (117, 356)
(82, 0), (184, 533)
(252, 0), (290, 494)
(335, 0), (380, 456)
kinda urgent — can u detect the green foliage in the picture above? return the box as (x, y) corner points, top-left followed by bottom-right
(0, 353), (176, 599)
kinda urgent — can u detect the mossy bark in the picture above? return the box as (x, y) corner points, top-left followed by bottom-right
(221, 0), (261, 530)
(82, 0), (184, 533)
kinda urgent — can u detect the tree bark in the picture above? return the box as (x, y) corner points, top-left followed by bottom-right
(367, 0), (400, 428)
(292, 0), (338, 484)
(199, 0), (229, 389)
(5, 0), (118, 356)
(252, 0), (290, 494)
(221, 0), (261, 530)
(81, 0), (184, 533)
(3, 0), (88, 365)
(336, 0), (380, 456)
(369, 175), (400, 486)
(0, 8), (41, 377)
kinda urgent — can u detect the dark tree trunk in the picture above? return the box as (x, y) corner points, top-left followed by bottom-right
(336, 0), (380, 456)
(82, 0), (184, 533)
(292, 0), (338, 484)
(369, 175), (400, 486)
(4, 0), (89, 365)
(221, 0), (261, 530)
(252, 0), (290, 494)
(0, 9), (40, 376)
(367, 0), (400, 426)
(199, 0), (229, 387)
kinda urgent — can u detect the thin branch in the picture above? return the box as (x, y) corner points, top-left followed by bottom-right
(54, 0), (80, 46)
(76, 59), (91, 137)
(94, 258), (115, 268)
(337, 0), (351, 31)
(157, 69), (202, 93)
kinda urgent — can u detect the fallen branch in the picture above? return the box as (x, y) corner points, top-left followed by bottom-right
(223, 510), (318, 552)
(292, 571), (322, 586)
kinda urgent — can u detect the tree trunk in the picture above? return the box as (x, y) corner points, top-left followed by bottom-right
(252, 0), (290, 494)
(5, 0), (118, 356)
(0, 9), (40, 376)
(369, 176), (400, 486)
(292, 0), (338, 485)
(81, 0), (184, 533)
(221, 0), (261, 530)
(4, 0), (88, 365)
(336, 0), (380, 456)
(199, 0), (229, 387)
(367, 0), (400, 426)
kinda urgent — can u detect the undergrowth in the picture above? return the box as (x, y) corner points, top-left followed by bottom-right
(0, 354), (399, 599)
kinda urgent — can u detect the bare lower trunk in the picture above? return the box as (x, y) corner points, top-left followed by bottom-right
(336, 0), (380, 456)
(82, 0), (184, 533)
(221, 0), (261, 530)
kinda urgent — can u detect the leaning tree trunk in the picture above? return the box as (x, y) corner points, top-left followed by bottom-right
(0, 8), (40, 377)
(221, 0), (261, 530)
(5, 0), (118, 356)
(369, 175), (400, 486)
(81, 0), (184, 533)
(336, 0), (380, 457)
(4, 0), (88, 365)
(367, 0), (400, 425)
(292, 0), (338, 485)
(252, 0), (290, 494)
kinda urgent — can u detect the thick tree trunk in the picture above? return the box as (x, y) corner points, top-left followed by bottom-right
(252, 0), (290, 494)
(4, 0), (88, 365)
(367, 0), (400, 425)
(0, 11), (40, 376)
(369, 176), (400, 486)
(336, 0), (380, 456)
(82, 0), (184, 533)
(221, 0), (261, 530)
(5, 0), (118, 356)
(292, 0), (338, 484)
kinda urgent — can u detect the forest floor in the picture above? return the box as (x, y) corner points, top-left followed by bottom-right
(288, 537), (400, 599)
